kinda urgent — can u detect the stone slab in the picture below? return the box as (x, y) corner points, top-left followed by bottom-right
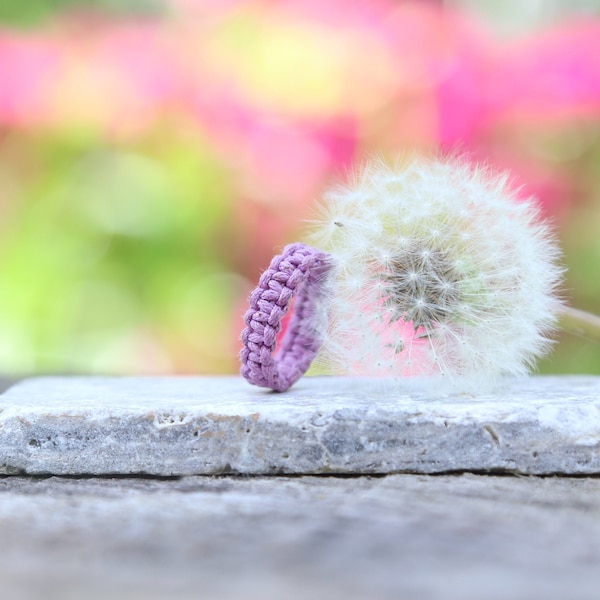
(0, 375), (599, 476)
(1, 474), (600, 600)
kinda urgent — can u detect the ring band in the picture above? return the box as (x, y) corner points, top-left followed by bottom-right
(240, 243), (333, 391)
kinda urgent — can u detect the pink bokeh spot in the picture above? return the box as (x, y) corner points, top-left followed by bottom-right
(0, 33), (60, 126)
(489, 20), (600, 122)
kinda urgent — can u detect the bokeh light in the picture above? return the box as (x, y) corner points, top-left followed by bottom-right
(0, 0), (599, 376)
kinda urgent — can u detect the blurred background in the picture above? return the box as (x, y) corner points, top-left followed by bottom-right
(0, 0), (599, 377)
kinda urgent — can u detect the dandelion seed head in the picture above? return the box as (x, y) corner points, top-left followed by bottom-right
(308, 155), (563, 391)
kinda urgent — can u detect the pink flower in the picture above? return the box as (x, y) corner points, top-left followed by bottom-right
(0, 32), (59, 127)
(489, 20), (600, 123)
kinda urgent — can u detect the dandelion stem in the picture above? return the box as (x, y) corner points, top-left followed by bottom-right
(558, 306), (600, 343)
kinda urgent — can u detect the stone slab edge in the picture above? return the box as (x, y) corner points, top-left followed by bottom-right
(0, 375), (599, 476)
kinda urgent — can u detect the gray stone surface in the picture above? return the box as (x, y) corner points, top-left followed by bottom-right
(1, 474), (600, 600)
(0, 375), (599, 476)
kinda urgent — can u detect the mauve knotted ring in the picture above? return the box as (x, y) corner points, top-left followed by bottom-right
(240, 243), (333, 392)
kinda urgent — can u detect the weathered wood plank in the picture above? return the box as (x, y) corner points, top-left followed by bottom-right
(0, 474), (599, 599)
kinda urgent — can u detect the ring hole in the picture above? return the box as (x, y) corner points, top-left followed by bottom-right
(275, 297), (296, 355)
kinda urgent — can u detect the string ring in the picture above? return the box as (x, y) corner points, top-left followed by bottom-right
(240, 243), (333, 392)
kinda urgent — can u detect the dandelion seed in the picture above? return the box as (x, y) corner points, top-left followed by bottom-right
(308, 155), (563, 390)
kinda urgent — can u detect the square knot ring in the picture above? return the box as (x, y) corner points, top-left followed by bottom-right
(240, 243), (333, 392)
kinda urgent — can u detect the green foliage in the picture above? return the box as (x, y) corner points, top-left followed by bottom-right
(0, 129), (242, 373)
(0, 0), (165, 27)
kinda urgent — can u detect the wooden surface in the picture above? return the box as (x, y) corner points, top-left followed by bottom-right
(1, 473), (599, 599)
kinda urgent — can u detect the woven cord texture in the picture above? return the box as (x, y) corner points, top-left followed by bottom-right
(240, 242), (332, 391)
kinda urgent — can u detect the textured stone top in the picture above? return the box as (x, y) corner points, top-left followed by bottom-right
(0, 375), (599, 476)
